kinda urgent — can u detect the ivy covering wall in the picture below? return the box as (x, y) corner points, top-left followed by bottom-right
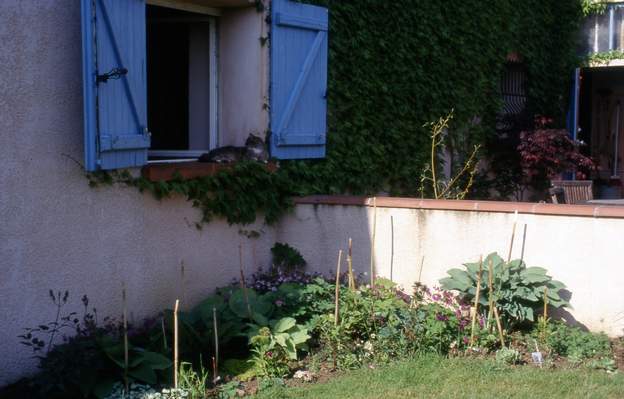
(94, 1), (587, 225)
(282, 0), (585, 197)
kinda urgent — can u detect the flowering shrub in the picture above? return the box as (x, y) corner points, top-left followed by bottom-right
(247, 267), (322, 294)
(518, 116), (595, 191)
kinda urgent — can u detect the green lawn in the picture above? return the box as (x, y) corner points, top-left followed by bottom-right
(257, 356), (624, 399)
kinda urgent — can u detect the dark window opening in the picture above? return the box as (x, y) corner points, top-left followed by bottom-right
(146, 5), (215, 158)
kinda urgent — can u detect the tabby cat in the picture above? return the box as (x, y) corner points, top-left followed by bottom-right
(198, 134), (268, 163)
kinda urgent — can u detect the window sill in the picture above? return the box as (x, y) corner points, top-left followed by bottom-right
(141, 161), (278, 181)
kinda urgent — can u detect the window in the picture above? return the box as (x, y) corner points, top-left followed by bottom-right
(146, 5), (218, 160)
(81, 0), (328, 172)
(580, 3), (624, 55)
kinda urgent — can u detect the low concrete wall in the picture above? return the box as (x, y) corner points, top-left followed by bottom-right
(279, 198), (624, 339)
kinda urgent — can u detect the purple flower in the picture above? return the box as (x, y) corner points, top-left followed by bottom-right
(436, 313), (449, 322)
(432, 294), (442, 301)
(275, 299), (284, 307)
(463, 336), (469, 345)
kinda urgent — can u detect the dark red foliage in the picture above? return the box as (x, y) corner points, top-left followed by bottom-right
(518, 117), (595, 182)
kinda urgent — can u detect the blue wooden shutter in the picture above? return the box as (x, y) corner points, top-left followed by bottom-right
(81, 0), (149, 171)
(270, 0), (328, 159)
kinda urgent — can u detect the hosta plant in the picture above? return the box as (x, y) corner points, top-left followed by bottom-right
(248, 317), (310, 377)
(440, 253), (569, 327)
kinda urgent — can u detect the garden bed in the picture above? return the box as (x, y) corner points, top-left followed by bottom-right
(3, 244), (621, 399)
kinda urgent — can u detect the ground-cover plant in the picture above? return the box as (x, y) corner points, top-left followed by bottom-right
(440, 252), (569, 329)
(537, 321), (612, 363)
(18, 292), (172, 399)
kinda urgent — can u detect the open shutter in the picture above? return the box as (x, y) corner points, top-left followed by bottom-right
(270, 0), (328, 159)
(81, 0), (149, 171)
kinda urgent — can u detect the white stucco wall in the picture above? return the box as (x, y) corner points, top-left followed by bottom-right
(0, 0), (272, 386)
(278, 204), (624, 339)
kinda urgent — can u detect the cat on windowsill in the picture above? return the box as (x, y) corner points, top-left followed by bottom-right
(198, 134), (269, 163)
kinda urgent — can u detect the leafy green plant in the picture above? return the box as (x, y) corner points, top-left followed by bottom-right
(177, 361), (209, 399)
(271, 243), (306, 273)
(440, 253), (569, 327)
(541, 321), (612, 362)
(495, 347), (521, 366)
(216, 380), (243, 399)
(248, 317), (311, 377)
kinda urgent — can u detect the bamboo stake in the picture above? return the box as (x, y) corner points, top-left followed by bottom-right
(347, 238), (355, 290)
(390, 215), (394, 283)
(470, 256), (483, 346)
(335, 250), (343, 326)
(173, 299), (180, 389)
(543, 287), (549, 320)
(507, 210), (518, 263)
(370, 197), (377, 288)
(493, 306), (505, 348)
(487, 258), (494, 330)
(520, 224), (527, 264)
(417, 255), (425, 284)
(239, 244), (253, 319)
(213, 307), (219, 376)
(122, 282), (129, 394)
(212, 356), (218, 384)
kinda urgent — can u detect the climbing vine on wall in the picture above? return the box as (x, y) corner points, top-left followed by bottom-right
(282, 0), (585, 197)
(88, 1), (586, 225)
(87, 161), (298, 226)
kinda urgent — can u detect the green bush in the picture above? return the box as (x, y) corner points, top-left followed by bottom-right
(541, 321), (612, 362)
(440, 252), (569, 327)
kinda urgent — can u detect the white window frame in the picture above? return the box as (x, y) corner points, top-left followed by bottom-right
(146, 0), (220, 161)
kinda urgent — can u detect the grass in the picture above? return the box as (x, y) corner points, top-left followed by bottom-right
(257, 356), (624, 399)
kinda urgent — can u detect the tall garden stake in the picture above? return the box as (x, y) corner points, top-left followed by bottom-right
(335, 249), (342, 325)
(370, 197), (377, 288)
(213, 306), (219, 382)
(543, 287), (549, 320)
(506, 210), (518, 263)
(493, 306), (506, 348)
(122, 282), (129, 394)
(347, 238), (355, 290)
(390, 215), (394, 282)
(239, 244), (252, 319)
(487, 258), (494, 330)
(520, 224), (527, 264)
(173, 299), (180, 389)
(470, 255), (483, 346)
(417, 256), (425, 284)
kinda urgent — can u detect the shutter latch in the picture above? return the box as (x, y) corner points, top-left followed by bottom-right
(96, 67), (128, 84)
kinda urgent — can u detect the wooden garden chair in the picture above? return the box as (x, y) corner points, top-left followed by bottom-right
(549, 180), (593, 204)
